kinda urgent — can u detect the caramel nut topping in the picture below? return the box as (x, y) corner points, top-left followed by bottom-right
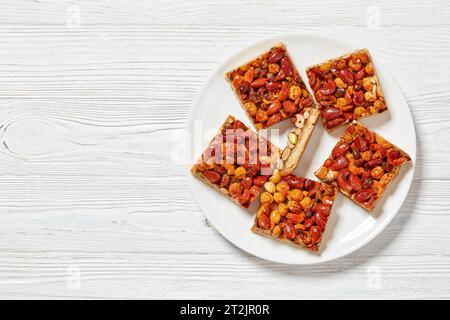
(255, 174), (337, 252)
(227, 44), (315, 130)
(306, 49), (387, 130)
(192, 116), (280, 208)
(314, 121), (411, 211)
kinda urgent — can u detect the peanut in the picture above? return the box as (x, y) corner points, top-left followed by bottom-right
(300, 196), (313, 209)
(288, 132), (298, 145)
(234, 166), (247, 179)
(273, 192), (285, 203)
(272, 225), (281, 237)
(244, 102), (257, 116)
(263, 181), (276, 194)
(289, 85), (302, 100)
(269, 170), (281, 184)
(260, 192), (273, 204)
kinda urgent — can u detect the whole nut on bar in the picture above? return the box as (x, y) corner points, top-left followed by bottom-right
(315, 166), (328, 180)
(276, 158), (284, 169)
(294, 114), (305, 128)
(260, 155), (271, 165)
(325, 170), (338, 181)
(303, 111), (310, 119)
(264, 181), (276, 194)
(282, 148), (291, 161)
(288, 132), (298, 145)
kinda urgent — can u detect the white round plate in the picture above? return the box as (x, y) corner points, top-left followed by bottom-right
(186, 32), (416, 264)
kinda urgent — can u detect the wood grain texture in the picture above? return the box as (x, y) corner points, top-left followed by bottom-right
(0, 0), (449, 299)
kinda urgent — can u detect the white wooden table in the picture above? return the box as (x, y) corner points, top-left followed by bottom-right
(0, 0), (449, 299)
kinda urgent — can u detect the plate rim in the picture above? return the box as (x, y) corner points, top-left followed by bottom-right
(185, 31), (417, 265)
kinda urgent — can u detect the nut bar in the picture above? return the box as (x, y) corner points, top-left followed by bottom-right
(306, 49), (387, 130)
(226, 43), (315, 130)
(279, 107), (320, 176)
(315, 121), (411, 211)
(191, 115), (280, 209)
(251, 172), (337, 252)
